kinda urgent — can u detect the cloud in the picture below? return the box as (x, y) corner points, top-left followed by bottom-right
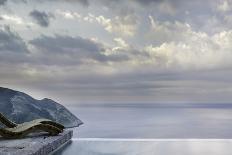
(134, 0), (165, 5)
(0, 26), (28, 54)
(0, 14), (35, 28)
(1, 15), (23, 24)
(104, 15), (138, 37)
(27, 18), (232, 71)
(29, 10), (54, 27)
(2, 0), (232, 103)
(0, 25), (29, 70)
(114, 38), (129, 48)
(99, 0), (215, 17)
(0, 0), (7, 5)
(75, 0), (89, 7)
(148, 15), (194, 44)
(57, 11), (138, 37)
(98, 0), (178, 15)
(1, 0), (89, 7)
(30, 34), (103, 62)
(62, 0), (89, 7)
(142, 16), (232, 70)
(29, 34), (129, 65)
(217, 0), (231, 12)
(132, 0), (198, 8)
(34, 35), (101, 54)
(56, 10), (82, 20)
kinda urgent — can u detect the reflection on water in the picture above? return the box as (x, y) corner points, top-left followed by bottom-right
(69, 103), (232, 138)
(55, 103), (232, 155)
(55, 140), (232, 155)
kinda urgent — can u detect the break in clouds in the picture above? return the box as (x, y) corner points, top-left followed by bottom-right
(1, 0), (232, 104)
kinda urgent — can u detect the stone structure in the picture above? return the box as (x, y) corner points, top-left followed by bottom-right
(0, 130), (72, 155)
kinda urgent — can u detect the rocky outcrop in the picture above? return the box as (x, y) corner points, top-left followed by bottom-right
(0, 87), (83, 128)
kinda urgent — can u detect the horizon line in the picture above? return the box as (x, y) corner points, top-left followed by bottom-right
(72, 138), (232, 142)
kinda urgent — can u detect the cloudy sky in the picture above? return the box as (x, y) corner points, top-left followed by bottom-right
(1, 0), (232, 104)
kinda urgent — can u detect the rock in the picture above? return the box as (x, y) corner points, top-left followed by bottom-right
(0, 87), (83, 128)
(0, 130), (73, 155)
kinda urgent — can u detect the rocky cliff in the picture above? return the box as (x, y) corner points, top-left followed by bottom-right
(0, 87), (83, 128)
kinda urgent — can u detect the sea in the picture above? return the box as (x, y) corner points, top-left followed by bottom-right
(53, 103), (232, 155)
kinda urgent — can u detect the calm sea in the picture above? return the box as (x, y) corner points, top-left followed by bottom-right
(54, 103), (232, 155)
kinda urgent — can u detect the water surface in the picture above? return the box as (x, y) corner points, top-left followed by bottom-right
(70, 103), (232, 138)
(55, 103), (232, 155)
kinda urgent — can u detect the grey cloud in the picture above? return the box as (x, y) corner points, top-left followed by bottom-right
(134, 0), (164, 5)
(99, 0), (166, 6)
(71, 0), (89, 7)
(29, 10), (54, 27)
(54, 0), (89, 6)
(11, 64), (232, 104)
(30, 34), (103, 56)
(1, 31), (232, 103)
(0, 26), (29, 67)
(98, 0), (212, 18)
(101, 54), (129, 62)
(0, 0), (7, 5)
(132, 0), (194, 6)
(1, 0), (231, 104)
(29, 35), (128, 65)
(133, 0), (213, 14)
(26, 0), (89, 7)
(0, 26), (29, 53)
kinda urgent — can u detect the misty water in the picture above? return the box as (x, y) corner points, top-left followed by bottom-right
(54, 103), (232, 155)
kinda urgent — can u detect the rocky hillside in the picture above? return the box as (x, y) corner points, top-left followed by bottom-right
(0, 87), (83, 128)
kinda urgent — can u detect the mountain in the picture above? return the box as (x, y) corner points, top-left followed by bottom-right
(0, 87), (83, 128)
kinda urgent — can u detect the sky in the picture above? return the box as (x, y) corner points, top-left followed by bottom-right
(1, 0), (232, 105)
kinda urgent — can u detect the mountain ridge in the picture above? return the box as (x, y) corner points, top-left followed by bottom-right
(0, 87), (83, 128)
